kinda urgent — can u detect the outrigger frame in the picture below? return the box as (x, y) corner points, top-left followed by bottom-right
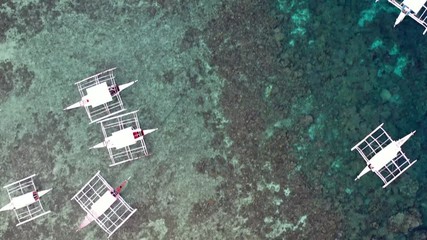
(377, 0), (427, 34)
(3, 174), (51, 226)
(351, 123), (417, 188)
(74, 68), (126, 123)
(96, 110), (151, 167)
(71, 171), (137, 238)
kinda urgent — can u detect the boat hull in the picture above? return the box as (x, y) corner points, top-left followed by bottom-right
(79, 213), (96, 229)
(0, 188), (52, 211)
(64, 101), (83, 110)
(118, 80), (138, 93)
(142, 128), (158, 135)
(65, 80), (137, 110)
(78, 191), (117, 230)
(90, 142), (106, 149)
(0, 203), (13, 211)
(395, 12), (407, 27)
(355, 166), (371, 181)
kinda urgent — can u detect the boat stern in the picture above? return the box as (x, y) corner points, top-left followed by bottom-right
(78, 214), (95, 230)
(395, 13), (406, 26)
(38, 188), (52, 198)
(91, 142), (106, 149)
(64, 100), (83, 110)
(142, 128), (158, 135)
(0, 202), (14, 212)
(118, 80), (138, 93)
(355, 165), (371, 181)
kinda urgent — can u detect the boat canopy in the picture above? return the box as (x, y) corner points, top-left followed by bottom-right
(86, 82), (113, 108)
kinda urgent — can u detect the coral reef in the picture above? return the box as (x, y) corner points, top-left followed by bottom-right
(388, 209), (422, 233)
(0, 0), (425, 239)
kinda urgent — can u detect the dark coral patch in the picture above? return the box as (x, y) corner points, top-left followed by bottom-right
(0, 12), (15, 42)
(17, 3), (45, 36)
(188, 198), (218, 224)
(180, 27), (201, 52)
(0, 61), (34, 101)
(0, 61), (15, 96)
(13, 65), (35, 96)
(69, 1), (144, 23)
(0, 0), (59, 41)
(162, 70), (175, 84)
(194, 156), (233, 178)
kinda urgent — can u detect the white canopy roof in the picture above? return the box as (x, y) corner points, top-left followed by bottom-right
(404, 0), (426, 13)
(86, 82), (112, 108)
(110, 127), (136, 149)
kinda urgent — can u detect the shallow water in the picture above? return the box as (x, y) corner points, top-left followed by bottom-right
(0, 0), (426, 239)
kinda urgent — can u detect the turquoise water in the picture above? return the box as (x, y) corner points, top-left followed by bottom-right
(0, 0), (426, 239)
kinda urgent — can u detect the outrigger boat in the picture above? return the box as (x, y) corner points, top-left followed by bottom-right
(376, 0), (427, 34)
(64, 67), (138, 123)
(91, 110), (158, 167)
(78, 177), (129, 229)
(1, 174), (52, 226)
(71, 171), (137, 238)
(351, 123), (417, 188)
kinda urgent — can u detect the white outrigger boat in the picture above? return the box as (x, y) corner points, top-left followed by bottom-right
(91, 110), (158, 167)
(376, 0), (427, 34)
(351, 123), (417, 188)
(71, 171), (136, 238)
(1, 174), (52, 226)
(64, 67), (138, 123)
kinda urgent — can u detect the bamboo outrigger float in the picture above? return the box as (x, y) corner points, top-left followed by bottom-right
(351, 123), (417, 188)
(0, 174), (52, 226)
(64, 67), (138, 123)
(71, 171), (137, 238)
